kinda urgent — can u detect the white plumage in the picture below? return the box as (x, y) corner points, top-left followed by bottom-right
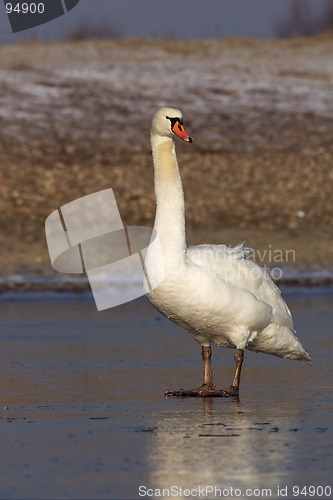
(144, 106), (311, 397)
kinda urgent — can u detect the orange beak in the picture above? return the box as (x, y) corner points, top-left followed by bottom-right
(172, 121), (193, 143)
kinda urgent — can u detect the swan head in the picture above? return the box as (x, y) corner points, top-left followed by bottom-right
(151, 106), (193, 143)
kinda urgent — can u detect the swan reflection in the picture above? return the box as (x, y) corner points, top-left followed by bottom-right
(146, 397), (300, 498)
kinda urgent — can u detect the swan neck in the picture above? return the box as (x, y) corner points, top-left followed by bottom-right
(151, 134), (186, 254)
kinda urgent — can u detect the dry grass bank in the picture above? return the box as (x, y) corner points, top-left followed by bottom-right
(0, 37), (332, 272)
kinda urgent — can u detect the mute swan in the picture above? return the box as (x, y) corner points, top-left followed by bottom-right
(144, 106), (311, 397)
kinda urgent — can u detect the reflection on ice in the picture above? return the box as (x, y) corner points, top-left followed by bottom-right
(0, 293), (332, 499)
(146, 398), (305, 497)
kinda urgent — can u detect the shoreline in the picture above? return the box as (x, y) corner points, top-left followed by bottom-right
(1, 266), (333, 294)
(1, 228), (332, 286)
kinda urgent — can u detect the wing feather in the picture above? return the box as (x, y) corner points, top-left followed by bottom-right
(186, 242), (294, 331)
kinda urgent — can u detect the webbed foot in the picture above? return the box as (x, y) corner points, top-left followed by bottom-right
(165, 384), (238, 398)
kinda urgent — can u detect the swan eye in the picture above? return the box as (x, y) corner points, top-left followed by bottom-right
(167, 116), (183, 129)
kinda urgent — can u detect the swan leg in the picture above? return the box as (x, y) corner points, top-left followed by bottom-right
(165, 347), (244, 398)
(194, 348), (244, 397)
(165, 346), (218, 396)
(217, 348), (244, 397)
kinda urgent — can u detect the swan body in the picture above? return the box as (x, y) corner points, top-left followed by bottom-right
(144, 107), (311, 396)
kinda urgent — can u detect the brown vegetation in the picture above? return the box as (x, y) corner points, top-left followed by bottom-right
(0, 37), (332, 272)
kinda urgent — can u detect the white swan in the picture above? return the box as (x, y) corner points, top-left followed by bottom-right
(144, 106), (311, 397)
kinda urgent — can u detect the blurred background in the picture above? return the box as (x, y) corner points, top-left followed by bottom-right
(1, 0), (333, 42)
(0, 0), (332, 278)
